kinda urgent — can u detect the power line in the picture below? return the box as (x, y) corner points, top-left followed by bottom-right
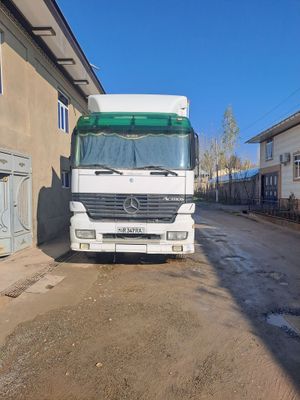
(254, 101), (300, 133)
(241, 86), (300, 134)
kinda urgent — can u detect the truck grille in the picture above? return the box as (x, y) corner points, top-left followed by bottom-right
(72, 193), (193, 223)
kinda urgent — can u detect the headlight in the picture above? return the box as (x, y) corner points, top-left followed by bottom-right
(167, 231), (188, 240)
(75, 229), (96, 239)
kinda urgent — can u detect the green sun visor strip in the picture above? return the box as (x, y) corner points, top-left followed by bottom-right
(76, 112), (192, 133)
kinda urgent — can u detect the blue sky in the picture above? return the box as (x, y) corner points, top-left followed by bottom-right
(58, 0), (300, 163)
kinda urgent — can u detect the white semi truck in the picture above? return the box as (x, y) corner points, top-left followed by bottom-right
(70, 94), (198, 255)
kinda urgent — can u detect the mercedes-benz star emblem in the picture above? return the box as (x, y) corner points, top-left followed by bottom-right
(123, 196), (140, 214)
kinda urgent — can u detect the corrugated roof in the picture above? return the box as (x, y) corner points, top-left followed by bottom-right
(209, 168), (259, 184)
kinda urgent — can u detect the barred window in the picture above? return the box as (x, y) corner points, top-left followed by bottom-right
(294, 154), (300, 180)
(58, 91), (69, 133)
(61, 170), (70, 188)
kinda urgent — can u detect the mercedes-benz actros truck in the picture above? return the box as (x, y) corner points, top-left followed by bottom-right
(70, 94), (198, 255)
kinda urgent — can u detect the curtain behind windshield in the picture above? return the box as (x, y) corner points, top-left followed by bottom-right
(78, 132), (190, 169)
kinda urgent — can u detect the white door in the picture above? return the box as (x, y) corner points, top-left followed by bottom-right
(13, 174), (32, 252)
(0, 173), (12, 256)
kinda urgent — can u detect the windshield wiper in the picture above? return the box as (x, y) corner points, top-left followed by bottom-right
(138, 165), (178, 176)
(90, 164), (123, 175)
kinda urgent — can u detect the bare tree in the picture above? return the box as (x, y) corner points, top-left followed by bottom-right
(241, 159), (257, 170)
(220, 106), (240, 201)
(200, 139), (216, 179)
(199, 106), (256, 203)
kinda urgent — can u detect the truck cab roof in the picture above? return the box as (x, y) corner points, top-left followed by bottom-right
(88, 94), (189, 117)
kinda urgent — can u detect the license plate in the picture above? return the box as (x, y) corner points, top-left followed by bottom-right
(117, 227), (145, 234)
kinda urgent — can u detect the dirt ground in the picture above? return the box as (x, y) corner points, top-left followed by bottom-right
(0, 203), (300, 400)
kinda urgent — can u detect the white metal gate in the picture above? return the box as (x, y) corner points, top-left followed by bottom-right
(0, 149), (32, 256)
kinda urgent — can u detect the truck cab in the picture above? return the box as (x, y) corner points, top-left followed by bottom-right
(70, 94), (198, 255)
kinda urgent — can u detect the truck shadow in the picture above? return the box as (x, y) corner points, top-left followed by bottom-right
(37, 161), (71, 246)
(58, 251), (169, 266)
(194, 204), (300, 394)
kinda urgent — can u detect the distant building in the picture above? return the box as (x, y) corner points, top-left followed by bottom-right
(0, 0), (104, 255)
(247, 111), (300, 210)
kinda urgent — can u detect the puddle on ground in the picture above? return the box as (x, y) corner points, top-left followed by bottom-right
(224, 255), (246, 262)
(256, 270), (286, 282)
(266, 311), (300, 338)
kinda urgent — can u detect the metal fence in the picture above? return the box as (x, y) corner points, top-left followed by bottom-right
(249, 198), (300, 224)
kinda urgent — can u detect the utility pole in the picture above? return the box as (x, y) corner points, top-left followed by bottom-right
(215, 138), (219, 203)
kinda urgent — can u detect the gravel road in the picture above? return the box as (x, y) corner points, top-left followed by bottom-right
(0, 203), (299, 400)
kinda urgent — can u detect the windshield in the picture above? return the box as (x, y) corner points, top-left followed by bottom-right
(74, 131), (191, 169)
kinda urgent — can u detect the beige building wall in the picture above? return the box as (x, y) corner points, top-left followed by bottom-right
(260, 125), (300, 199)
(0, 9), (87, 244)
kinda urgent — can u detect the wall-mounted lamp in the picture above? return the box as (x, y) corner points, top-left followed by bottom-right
(57, 58), (76, 65)
(73, 80), (89, 85)
(32, 27), (56, 36)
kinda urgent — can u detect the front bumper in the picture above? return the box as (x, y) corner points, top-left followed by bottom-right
(70, 207), (195, 255)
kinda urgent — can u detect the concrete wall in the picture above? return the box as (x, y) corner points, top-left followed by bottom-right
(203, 176), (259, 205)
(0, 7), (87, 244)
(260, 125), (300, 199)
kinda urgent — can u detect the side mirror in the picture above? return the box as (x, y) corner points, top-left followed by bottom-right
(194, 133), (199, 177)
